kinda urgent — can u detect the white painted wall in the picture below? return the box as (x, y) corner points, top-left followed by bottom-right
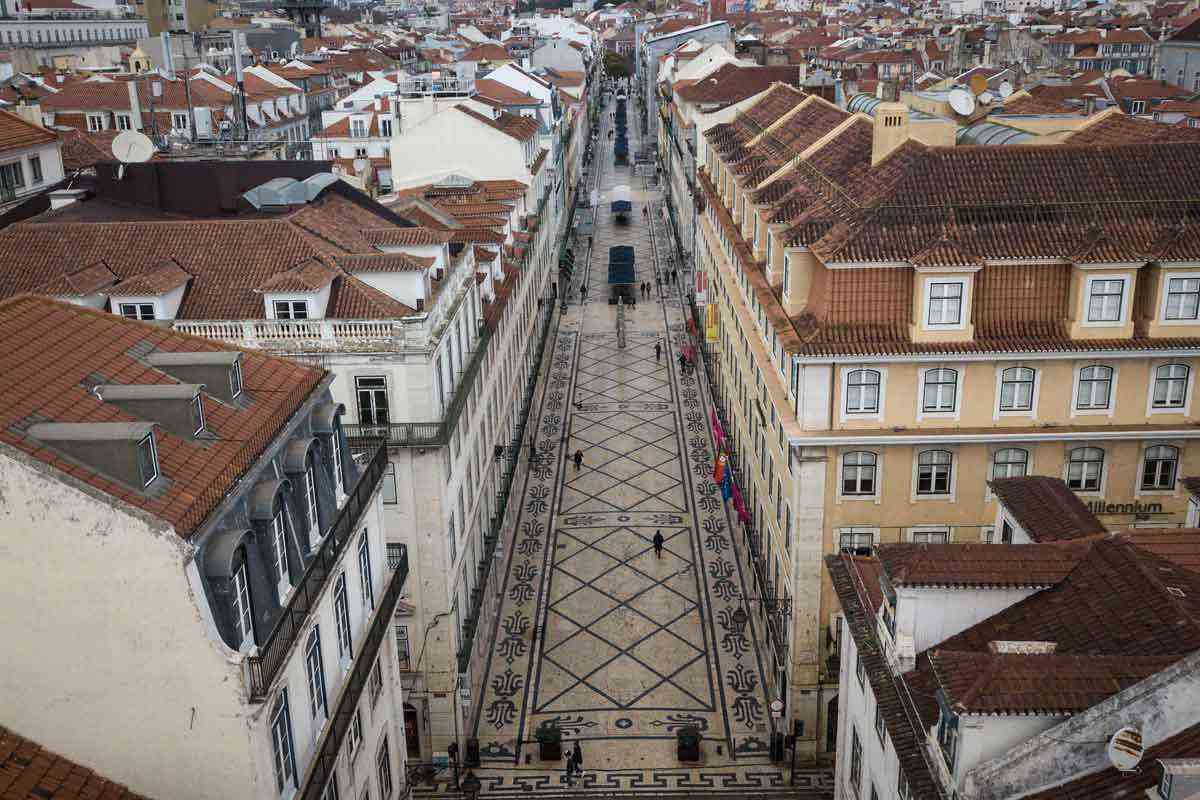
(389, 106), (527, 189)
(896, 586), (1039, 657)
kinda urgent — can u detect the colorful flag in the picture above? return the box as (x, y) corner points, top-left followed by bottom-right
(713, 452), (727, 483)
(721, 469), (733, 501)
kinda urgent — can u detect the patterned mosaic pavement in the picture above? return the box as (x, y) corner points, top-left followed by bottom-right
(465, 100), (831, 795)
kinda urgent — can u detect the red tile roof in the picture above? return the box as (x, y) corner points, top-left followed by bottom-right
(989, 476), (1106, 543)
(0, 295), (326, 538)
(0, 109), (57, 153)
(878, 542), (1090, 588)
(455, 105), (539, 142)
(0, 724), (149, 799)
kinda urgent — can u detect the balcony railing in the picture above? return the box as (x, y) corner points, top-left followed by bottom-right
(298, 544), (409, 800)
(173, 319), (425, 351)
(246, 445), (388, 700)
(345, 326), (493, 449)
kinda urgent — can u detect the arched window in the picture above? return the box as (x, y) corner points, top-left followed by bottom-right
(841, 451), (877, 496)
(999, 367), (1035, 411)
(917, 450), (953, 495)
(1153, 364), (1190, 409)
(1076, 365), (1113, 410)
(1142, 445), (1179, 490)
(845, 369), (881, 414)
(1066, 447), (1105, 490)
(922, 368), (958, 412)
(991, 448), (1029, 480)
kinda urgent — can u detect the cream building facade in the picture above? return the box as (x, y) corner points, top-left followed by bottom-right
(677, 81), (1200, 764)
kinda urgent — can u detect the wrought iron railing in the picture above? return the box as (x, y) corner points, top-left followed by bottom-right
(246, 445), (388, 700)
(297, 545), (409, 800)
(344, 327), (493, 449)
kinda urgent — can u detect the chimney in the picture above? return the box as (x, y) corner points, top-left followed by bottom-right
(983, 39), (991, 66)
(48, 188), (87, 210)
(126, 81), (144, 130)
(1083, 92), (1097, 116)
(871, 80), (908, 167)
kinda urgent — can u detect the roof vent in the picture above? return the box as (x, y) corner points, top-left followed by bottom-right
(242, 173), (339, 209)
(987, 640), (1058, 654)
(1168, 586), (1186, 598)
(146, 351), (245, 404)
(95, 384), (206, 440)
(27, 422), (162, 491)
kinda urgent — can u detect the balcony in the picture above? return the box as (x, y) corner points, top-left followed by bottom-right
(344, 325), (493, 449)
(246, 445), (388, 700)
(298, 544), (409, 800)
(173, 318), (428, 353)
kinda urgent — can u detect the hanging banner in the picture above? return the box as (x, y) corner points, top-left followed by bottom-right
(710, 408), (725, 444)
(721, 469), (733, 501)
(713, 451), (727, 483)
(704, 302), (720, 343)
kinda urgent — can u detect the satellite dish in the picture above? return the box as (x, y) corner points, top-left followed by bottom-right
(949, 87), (976, 116)
(969, 73), (989, 95)
(111, 130), (155, 164)
(998, 80), (1013, 98)
(979, 90), (994, 105)
(1107, 726), (1144, 773)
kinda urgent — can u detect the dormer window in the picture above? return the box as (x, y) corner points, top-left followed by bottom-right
(230, 359), (244, 399)
(924, 279), (965, 327)
(273, 299), (309, 320)
(137, 432), (159, 487)
(191, 394), (205, 435)
(120, 302), (155, 321)
(1085, 276), (1127, 324)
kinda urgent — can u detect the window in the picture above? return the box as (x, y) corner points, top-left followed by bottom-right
(28, 156), (41, 184)
(841, 451), (877, 496)
(926, 281), (963, 325)
(922, 368), (958, 412)
(380, 118), (392, 137)
(998, 367), (1035, 411)
(119, 303), (155, 321)
(368, 656), (383, 708)
(1086, 278), (1125, 322)
(937, 710), (959, 771)
(849, 728), (863, 791)
(305, 463), (321, 542)
(172, 113), (189, 130)
(912, 528), (949, 544)
(1000, 520), (1014, 544)
(230, 359), (244, 398)
(115, 113), (132, 130)
(381, 462), (397, 504)
(271, 509), (290, 596)
(845, 369), (881, 414)
(232, 560), (254, 648)
(395, 625), (411, 670)
(86, 114), (104, 132)
(348, 707), (363, 758)
(1129, 99), (1146, 115)
(270, 689), (298, 795)
(356, 377), (390, 425)
(136, 432), (159, 486)
(0, 160), (23, 191)
(189, 394), (206, 435)
(378, 736), (394, 798)
(351, 118), (367, 137)
(1076, 365), (1114, 410)
(1165, 277), (1200, 320)
(358, 530), (374, 610)
(305, 626), (327, 722)
(1153, 364), (1190, 409)
(916, 450), (952, 495)
(1161, 769), (1174, 800)
(274, 299), (310, 319)
(1142, 445), (1179, 491)
(991, 448), (1029, 480)
(840, 529), (875, 556)
(874, 704), (886, 745)
(334, 574), (352, 665)
(1066, 447), (1105, 491)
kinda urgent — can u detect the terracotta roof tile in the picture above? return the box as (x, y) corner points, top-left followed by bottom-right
(878, 542), (1090, 588)
(0, 295), (325, 538)
(334, 252), (434, 272)
(0, 109), (57, 153)
(112, 259), (190, 296)
(675, 66), (803, 105)
(360, 226), (451, 246)
(989, 476), (1107, 542)
(0, 724), (149, 799)
(455, 105), (539, 142)
(254, 257), (336, 292)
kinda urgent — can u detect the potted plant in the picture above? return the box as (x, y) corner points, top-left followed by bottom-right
(677, 724), (701, 762)
(535, 721), (562, 761)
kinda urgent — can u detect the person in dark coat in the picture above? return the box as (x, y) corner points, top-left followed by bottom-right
(573, 449), (584, 471)
(572, 741), (583, 769)
(655, 341), (662, 361)
(653, 530), (665, 558)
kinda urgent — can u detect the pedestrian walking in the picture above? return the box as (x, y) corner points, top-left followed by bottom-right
(642, 206), (648, 220)
(573, 449), (584, 471)
(671, 268), (677, 284)
(529, 442), (537, 465)
(656, 272), (662, 288)
(551, 281), (557, 298)
(572, 741), (583, 770)
(653, 530), (665, 558)
(655, 341), (662, 361)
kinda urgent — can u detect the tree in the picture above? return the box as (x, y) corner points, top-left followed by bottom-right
(604, 51), (631, 78)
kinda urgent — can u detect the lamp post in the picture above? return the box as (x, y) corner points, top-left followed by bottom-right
(731, 606), (748, 637)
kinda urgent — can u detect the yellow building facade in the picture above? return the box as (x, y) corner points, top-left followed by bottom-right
(674, 82), (1200, 762)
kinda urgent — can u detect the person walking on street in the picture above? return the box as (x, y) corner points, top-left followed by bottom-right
(573, 449), (584, 472)
(656, 272), (662, 289)
(572, 741), (583, 771)
(653, 530), (665, 558)
(671, 268), (677, 284)
(655, 341), (662, 361)
(529, 441), (537, 465)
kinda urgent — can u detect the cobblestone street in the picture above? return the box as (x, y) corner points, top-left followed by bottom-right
(463, 96), (834, 797)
